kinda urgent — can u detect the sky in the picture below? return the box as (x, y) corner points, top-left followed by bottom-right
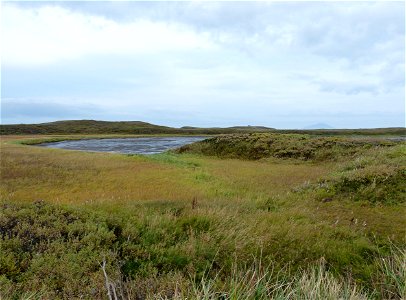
(1, 1), (405, 129)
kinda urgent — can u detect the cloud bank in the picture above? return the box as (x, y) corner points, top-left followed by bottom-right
(1, 1), (404, 128)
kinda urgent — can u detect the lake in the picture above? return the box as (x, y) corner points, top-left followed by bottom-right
(39, 136), (206, 154)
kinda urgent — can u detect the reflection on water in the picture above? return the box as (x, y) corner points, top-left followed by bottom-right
(39, 137), (206, 154)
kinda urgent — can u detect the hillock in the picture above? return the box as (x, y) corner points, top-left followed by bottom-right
(176, 133), (402, 161)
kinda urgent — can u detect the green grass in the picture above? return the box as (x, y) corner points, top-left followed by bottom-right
(0, 134), (405, 299)
(1, 199), (404, 299)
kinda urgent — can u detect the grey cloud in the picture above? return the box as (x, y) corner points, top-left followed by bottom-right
(291, 73), (383, 96)
(295, 3), (404, 58)
(3, 2), (404, 128)
(10, 2), (404, 62)
(1, 99), (105, 124)
(316, 80), (379, 95)
(1, 54), (165, 99)
(378, 55), (405, 90)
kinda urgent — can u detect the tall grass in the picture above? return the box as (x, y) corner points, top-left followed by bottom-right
(374, 245), (406, 299)
(99, 246), (404, 299)
(188, 261), (368, 300)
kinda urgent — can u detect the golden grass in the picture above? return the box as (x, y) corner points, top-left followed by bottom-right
(1, 144), (194, 204)
(0, 135), (331, 205)
(1, 135), (404, 239)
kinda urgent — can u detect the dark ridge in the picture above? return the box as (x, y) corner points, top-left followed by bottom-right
(0, 120), (276, 135)
(0, 119), (404, 136)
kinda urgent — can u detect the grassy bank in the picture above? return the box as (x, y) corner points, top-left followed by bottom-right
(0, 134), (405, 299)
(176, 133), (400, 161)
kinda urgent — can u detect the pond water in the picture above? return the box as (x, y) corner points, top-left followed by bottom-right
(39, 136), (206, 155)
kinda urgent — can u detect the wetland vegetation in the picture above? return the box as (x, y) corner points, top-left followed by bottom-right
(0, 129), (405, 299)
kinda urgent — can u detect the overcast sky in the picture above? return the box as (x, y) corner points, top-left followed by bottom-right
(1, 1), (405, 128)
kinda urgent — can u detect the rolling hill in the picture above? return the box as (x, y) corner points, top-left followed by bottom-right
(0, 120), (275, 135)
(0, 119), (404, 136)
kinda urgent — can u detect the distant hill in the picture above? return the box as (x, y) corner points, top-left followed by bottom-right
(0, 120), (172, 135)
(0, 120), (275, 135)
(0, 120), (404, 136)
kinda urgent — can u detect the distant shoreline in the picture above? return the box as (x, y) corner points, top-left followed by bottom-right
(1, 119), (405, 136)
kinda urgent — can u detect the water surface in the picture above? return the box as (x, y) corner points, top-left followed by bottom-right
(40, 136), (206, 154)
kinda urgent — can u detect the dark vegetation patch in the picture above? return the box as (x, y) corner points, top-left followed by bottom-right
(315, 145), (406, 205)
(0, 201), (219, 298)
(286, 144), (406, 205)
(330, 169), (406, 204)
(0, 201), (115, 298)
(311, 169), (406, 205)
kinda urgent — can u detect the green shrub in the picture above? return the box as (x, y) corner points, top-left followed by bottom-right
(1, 198), (404, 299)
